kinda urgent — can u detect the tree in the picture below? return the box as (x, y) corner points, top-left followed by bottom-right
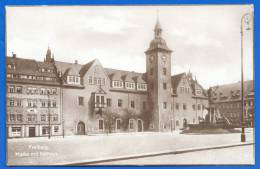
(102, 107), (120, 133)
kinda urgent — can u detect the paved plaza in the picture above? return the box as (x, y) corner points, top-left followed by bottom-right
(7, 128), (254, 166)
(92, 144), (254, 165)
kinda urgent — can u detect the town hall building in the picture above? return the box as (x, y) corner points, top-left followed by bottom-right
(6, 19), (208, 137)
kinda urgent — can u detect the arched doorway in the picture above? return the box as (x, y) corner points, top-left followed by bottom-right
(183, 118), (188, 128)
(137, 119), (143, 132)
(77, 121), (85, 135)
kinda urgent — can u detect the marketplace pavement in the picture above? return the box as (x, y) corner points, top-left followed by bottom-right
(92, 144), (254, 165)
(7, 128), (254, 166)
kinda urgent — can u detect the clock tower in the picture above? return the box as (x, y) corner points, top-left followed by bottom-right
(145, 18), (173, 132)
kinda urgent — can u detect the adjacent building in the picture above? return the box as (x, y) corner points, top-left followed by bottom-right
(209, 80), (254, 126)
(6, 19), (209, 137)
(6, 50), (63, 137)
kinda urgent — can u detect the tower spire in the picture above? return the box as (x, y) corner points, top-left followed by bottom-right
(45, 44), (52, 62)
(154, 10), (162, 38)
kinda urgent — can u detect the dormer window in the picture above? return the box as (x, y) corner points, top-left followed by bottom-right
(125, 82), (135, 90)
(137, 83), (147, 91)
(67, 75), (80, 85)
(112, 81), (123, 88)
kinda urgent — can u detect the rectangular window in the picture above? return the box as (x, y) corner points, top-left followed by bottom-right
(52, 88), (57, 95)
(52, 101), (56, 108)
(40, 88), (45, 95)
(163, 83), (167, 90)
(107, 98), (111, 107)
(198, 104), (201, 110)
(101, 96), (105, 104)
(17, 114), (23, 122)
(42, 126), (49, 135)
(183, 103), (187, 110)
(129, 119), (134, 129)
(118, 99), (122, 107)
(163, 68), (167, 75)
(9, 86), (15, 93)
(96, 96), (100, 104)
(11, 127), (21, 136)
(9, 99), (14, 107)
(88, 76), (93, 84)
(10, 114), (15, 122)
(41, 114), (46, 121)
(99, 119), (104, 130)
(53, 114), (58, 121)
(176, 103), (179, 110)
(16, 100), (22, 107)
(54, 126), (59, 133)
(131, 100), (135, 108)
(78, 97), (84, 106)
(16, 86), (22, 93)
(27, 114), (37, 122)
(41, 101), (46, 108)
(192, 104), (196, 110)
(163, 102), (167, 109)
(116, 119), (121, 130)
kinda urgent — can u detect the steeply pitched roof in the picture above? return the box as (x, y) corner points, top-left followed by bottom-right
(210, 80), (254, 102)
(55, 61), (82, 76)
(79, 59), (96, 77)
(104, 68), (146, 83)
(6, 56), (59, 85)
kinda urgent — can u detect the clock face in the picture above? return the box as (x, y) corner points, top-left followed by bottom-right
(149, 55), (154, 63)
(161, 55), (167, 62)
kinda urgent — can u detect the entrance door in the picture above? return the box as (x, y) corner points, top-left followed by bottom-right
(77, 121), (85, 135)
(29, 127), (36, 137)
(137, 119), (143, 132)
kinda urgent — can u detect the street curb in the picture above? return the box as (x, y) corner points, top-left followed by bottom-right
(60, 142), (254, 166)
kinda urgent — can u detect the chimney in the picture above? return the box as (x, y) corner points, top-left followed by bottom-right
(75, 60), (78, 64)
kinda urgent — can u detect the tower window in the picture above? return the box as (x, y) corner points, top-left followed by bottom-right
(163, 68), (167, 75)
(163, 102), (167, 109)
(176, 103), (179, 110)
(78, 96), (84, 106)
(118, 99), (123, 107)
(131, 101), (135, 108)
(183, 103), (187, 110)
(163, 83), (167, 90)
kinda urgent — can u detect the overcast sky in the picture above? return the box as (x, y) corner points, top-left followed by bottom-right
(6, 5), (254, 89)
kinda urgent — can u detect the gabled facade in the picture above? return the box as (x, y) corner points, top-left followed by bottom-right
(172, 73), (208, 129)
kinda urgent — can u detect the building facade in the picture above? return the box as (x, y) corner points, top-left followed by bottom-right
(6, 19), (209, 137)
(209, 80), (254, 126)
(6, 50), (63, 138)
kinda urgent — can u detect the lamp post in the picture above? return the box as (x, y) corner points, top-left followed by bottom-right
(48, 90), (51, 139)
(240, 12), (252, 142)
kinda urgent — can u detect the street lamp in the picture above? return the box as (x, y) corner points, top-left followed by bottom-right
(240, 12), (252, 142)
(47, 90), (51, 139)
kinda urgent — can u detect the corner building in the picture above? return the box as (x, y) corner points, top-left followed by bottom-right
(6, 19), (209, 137)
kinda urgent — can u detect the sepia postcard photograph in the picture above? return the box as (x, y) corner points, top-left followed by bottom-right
(5, 5), (255, 166)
